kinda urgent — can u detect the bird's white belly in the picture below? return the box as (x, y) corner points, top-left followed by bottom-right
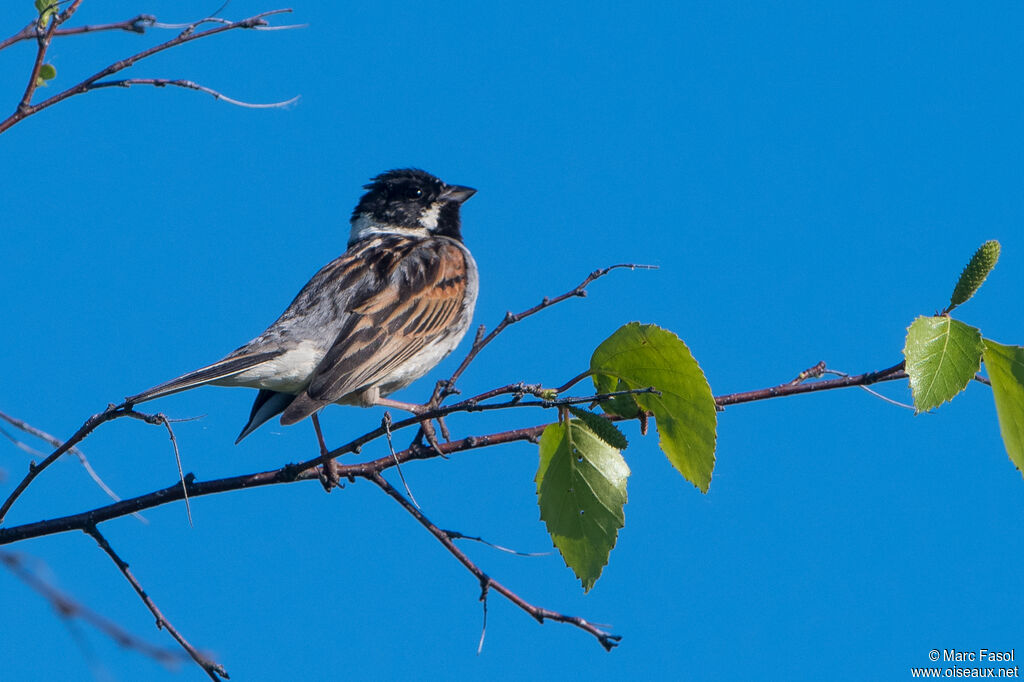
(213, 341), (325, 394)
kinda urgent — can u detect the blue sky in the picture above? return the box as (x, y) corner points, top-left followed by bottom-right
(2, 1), (1023, 680)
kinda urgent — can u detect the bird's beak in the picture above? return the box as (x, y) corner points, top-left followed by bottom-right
(442, 185), (476, 203)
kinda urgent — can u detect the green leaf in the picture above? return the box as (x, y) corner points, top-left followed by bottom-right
(948, 240), (1000, 312)
(536, 419), (629, 592)
(35, 0), (57, 28)
(592, 374), (642, 419)
(591, 322), (717, 492)
(903, 316), (983, 413)
(982, 339), (1024, 478)
(567, 406), (629, 449)
(36, 64), (56, 87)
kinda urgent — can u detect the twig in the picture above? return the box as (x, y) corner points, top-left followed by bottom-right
(715, 361), (907, 406)
(382, 412), (420, 509)
(0, 404), (194, 526)
(83, 526), (228, 681)
(0, 410), (145, 522)
(16, 4), (61, 112)
(442, 529), (550, 557)
(820, 368), (915, 410)
(0, 14), (155, 52)
(0, 550), (187, 667)
(417, 265), (652, 441)
(149, 414), (192, 526)
(0, 404), (133, 524)
(477, 581), (489, 654)
(0, 8), (296, 135)
(369, 472), (622, 651)
(86, 79), (300, 109)
(443, 264), (656, 395)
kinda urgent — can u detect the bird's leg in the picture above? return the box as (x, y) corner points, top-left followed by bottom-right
(312, 412), (340, 491)
(373, 397), (446, 456)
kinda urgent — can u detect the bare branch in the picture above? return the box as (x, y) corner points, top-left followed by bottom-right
(16, 8), (60, 112)
(0, 8), (296, 135)
(0, 409), (144, 522)
(87, 78), (300, 109)
(715, 361), (907, 407)
(443, 264), (657, 393)
(83, 526), (229, 681)
(0, 22), (35, 53)
(819, 368), (916, 410)
(0, 14), (155, 52)
(443, 529), (551, 557)
(368, 473), (622, 651)
(144, 413), (192, 525)
(0, 404), (131, 524)
(0, 550), (186, 667)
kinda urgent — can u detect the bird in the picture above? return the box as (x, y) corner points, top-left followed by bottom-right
(126, 169), (478, 444)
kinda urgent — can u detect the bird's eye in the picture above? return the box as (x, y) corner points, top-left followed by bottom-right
(410, 188), (424, 199)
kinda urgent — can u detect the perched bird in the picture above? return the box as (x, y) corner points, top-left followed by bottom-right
(127, 169), (478, 443)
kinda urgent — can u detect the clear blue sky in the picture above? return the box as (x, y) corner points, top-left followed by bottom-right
(2, 1), (1023, 680)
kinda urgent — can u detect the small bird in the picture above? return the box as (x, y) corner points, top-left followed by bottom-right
(127, 169), (478, 444)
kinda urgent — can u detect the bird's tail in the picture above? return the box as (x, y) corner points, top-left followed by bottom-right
(235, 389), (295, 444)
(126, 351), (282, 405)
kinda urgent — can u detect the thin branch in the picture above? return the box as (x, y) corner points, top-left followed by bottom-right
(381, 412), (420, 508)
(87, 79), (300, 109)
(443, 264), (657, 394)
(0, 8), (296, 135)
(0, 14), (155, 52)
(443, 530), (550, 557)
(16, 7), (60, 111)
(0, 410), (145, 522)
(151, 413), (192, 525)
(0, 404), (131, 524)
(819, 368), (915, 410)
(477, 583), (489, 654)
(855, 385), (915, 410)
(0, 22), (35, 52)
(0, 550), (186, 667)
(83, 526), (228, 681)
(368, 472), (622, 651)
(715, 361), (907, 407)
(553, 370), (594, 394)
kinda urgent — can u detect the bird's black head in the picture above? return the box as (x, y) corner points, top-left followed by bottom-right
(349, 169), (475, 244)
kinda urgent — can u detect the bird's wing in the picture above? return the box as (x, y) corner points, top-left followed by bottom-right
(280, 239), (469, 425)
(126, 351), (283, 404)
